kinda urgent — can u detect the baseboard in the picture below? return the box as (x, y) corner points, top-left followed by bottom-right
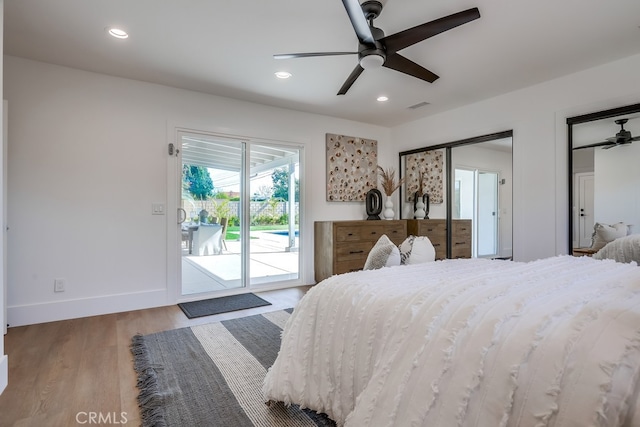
(7, 289), (168, 327)
(0, 355), (7, 395)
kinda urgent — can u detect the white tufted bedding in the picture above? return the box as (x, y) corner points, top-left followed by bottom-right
(264, 256), (640, 426)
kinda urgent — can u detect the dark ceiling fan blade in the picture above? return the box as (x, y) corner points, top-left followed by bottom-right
(573, 141), (617, 150)
(274, 52), (357, 59)
(382, 7), (481, 54)
(341, 0), (375, 44)
(337, 64), (365, 95)
(383, 53), (439, 83)
(631, 136), (640, 142)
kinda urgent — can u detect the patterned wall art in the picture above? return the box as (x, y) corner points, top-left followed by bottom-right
(404, 149), (444, 203)
(326, 133), (378, 201)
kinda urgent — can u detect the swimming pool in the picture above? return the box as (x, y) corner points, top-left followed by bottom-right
(268, 230), (299, 237)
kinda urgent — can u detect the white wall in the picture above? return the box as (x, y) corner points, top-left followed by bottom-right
(594, 143), (640, 228)
(3, 55), (392, 326)
(391, 53), (640, 261)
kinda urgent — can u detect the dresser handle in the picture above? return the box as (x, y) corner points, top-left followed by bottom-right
(455, 242), (466, 245)
(347, 233), (354, 236)
(427, 228), (434, 232)
(433, 243), (441, 247)
(349, 250), (364, 254)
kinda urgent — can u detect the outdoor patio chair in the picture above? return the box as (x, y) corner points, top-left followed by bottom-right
(220, 217), (228, 251)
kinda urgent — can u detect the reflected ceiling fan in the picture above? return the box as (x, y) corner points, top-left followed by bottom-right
(274, 0), (480, 95)
(575, 118), (640, 150)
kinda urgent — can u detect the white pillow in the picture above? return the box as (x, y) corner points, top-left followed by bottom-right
(363, 234), (400, 270)
(591, 222), (629, 251)
(407, 236), (436, 264)
(386, 245), (401, 267)
(593, 234), (640, 264)
(399, 235), (415, 265)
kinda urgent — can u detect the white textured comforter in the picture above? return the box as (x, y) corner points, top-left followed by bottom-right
(263, 256), (640, 426)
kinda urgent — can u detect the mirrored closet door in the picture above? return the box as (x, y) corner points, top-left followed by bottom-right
(567, 102), (640, 254)
(399, 130), (513, 260)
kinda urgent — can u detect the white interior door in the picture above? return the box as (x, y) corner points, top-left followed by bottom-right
(577, 173), (595, 248)
(477, 171), (498, 257)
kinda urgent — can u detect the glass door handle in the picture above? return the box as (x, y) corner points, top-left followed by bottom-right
(178, 208), (186, 224)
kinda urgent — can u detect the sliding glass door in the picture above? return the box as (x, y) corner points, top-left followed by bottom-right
(177, 130), (301, 297)
(180, 133), (244, 295)
(248, 143), (300, 286)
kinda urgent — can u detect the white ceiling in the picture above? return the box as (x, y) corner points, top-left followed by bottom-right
(5, 0), (640, 127)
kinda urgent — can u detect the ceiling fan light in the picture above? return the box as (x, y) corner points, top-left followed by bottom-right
(275, 71), (292, 79)
(360, 54), (385, 69)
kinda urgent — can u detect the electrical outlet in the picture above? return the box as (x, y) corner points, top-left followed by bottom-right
(54, 278), (66, 292)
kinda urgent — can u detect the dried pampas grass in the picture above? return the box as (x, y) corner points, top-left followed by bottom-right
(378, 166), (405, 196)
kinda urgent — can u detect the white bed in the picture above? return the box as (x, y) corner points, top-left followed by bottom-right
(264, 256), (640, 426)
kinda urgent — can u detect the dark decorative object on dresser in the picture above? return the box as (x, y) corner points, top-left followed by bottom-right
(365, 188), (383, 220)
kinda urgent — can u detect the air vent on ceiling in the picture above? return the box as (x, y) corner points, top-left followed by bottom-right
(408, 101), (431, 110)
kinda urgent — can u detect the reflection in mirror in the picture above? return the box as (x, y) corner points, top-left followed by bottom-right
(570, 106), (640, 254)
(451, 138), (513, 259)
(399, 131), (513, 260)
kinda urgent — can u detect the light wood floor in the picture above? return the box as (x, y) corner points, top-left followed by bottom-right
(0, 286), (310, 427)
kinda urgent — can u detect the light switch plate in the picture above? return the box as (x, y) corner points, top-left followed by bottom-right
(152, 203), (165, 215)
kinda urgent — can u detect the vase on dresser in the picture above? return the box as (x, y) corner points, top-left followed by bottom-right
(414, 199), (426, 219)
(383, 198), (395, 220)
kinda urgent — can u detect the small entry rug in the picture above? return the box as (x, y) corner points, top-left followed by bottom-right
(131, 310), (335, 426)
(178, 292), (271, 319)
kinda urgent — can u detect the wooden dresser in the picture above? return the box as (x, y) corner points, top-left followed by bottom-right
(314, 219), (473, 282)
(314, 220), (407, 282)
(407, 219), (472, 260)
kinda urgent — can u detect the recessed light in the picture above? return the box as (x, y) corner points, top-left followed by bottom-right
(275, 71), (292, 79)
(107, 28), (129, 39)
(377, 96), (389, 102)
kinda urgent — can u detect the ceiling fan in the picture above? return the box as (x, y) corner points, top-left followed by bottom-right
(274, 0), (480, 95)
(575, 118), (640, 150)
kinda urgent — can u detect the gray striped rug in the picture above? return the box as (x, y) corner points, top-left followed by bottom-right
(131, 309), (335, 427)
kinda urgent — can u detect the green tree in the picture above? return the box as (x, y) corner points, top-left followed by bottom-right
(271, 168), (299, 201)
(183, 165), (214, 200)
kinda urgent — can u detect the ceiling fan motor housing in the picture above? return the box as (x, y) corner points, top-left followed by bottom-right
(358, 26), (386, 69)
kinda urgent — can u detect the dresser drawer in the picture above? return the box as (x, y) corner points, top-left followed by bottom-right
(334, 259), (367, 275)
(335, 241), (374, 260)
(434, 247), (447, 260)
(452, 220), (472, 239)
(335, 224), (385, 242)
(382, 223), (406, 244)
(411, 221), (446, 238)
(451, 245), (471, 259)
